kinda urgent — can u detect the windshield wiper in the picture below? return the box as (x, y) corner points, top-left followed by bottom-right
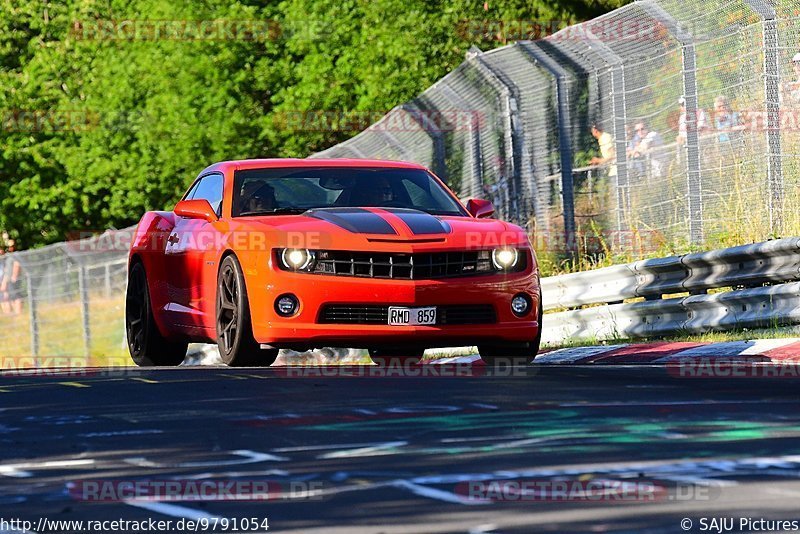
(239, 207), (310, 216)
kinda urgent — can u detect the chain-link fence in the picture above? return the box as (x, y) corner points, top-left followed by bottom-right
(314, 0), (800, 257)
(3, 0), (800, 358)
(0, 229), (131, 362)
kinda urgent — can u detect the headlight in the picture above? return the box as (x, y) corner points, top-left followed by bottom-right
(280, 248), (315, 271)
(492, 248), (519, 270)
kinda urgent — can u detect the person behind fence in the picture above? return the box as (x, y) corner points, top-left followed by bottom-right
(713, 95), (743, 144)
(0, 245), (6, 315)
(625, 122), (645, 177)
(0, 239), (23, 316)
(630, 121), (666, 178)
(677, 96), (710, 145)
(781, 52), (800, 106)
(589, 122), (617, 179)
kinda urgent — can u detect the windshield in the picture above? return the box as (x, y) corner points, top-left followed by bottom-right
(232, 167), (467, 217)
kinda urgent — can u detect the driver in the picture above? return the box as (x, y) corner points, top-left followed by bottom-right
(240, 181), (277, 213)
(357, 177), (396, 206)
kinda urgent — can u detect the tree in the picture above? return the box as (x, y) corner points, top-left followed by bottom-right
(0, 0), (630, 247)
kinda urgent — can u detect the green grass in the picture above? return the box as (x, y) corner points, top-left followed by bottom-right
(0, 293), (131, 368)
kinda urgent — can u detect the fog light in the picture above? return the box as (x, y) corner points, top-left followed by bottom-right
(275, 294), (299, 317)
(511, 294), (530, 317)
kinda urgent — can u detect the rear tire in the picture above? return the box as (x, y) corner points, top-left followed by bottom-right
(126, 262), (187, 366)
(478, 301), (542, 366)
(216, 255), (279, 367)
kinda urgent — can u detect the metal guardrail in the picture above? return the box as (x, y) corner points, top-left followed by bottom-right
(541, 237), (800, 345)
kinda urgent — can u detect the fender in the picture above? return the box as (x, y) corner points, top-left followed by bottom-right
(129, 211), (180, 340)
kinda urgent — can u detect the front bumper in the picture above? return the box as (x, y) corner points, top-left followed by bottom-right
(245, 266), (540, 349)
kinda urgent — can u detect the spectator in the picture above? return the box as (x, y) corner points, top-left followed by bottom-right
(0, 239), (23, 315)
(631, 122), (667, 178)
(713, 95), (743, 143)
(781, 52), (800, 106)
(0, 246), (6, 315)
(626, 122), (645, 177)
(677, 96), (710, 145)
(589, 123), (617, 178)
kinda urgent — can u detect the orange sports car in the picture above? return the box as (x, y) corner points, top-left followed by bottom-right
(125, 159), (541, 366)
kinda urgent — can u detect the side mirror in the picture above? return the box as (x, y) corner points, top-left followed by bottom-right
(466, 198), (495, 219)
(174, 199), (218, 223)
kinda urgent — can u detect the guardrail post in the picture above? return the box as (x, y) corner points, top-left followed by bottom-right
(78, 266), (91, 358)
(519, 42), (577, 256)
(640, 0), (703, 245)
(744, 0), (784, 235)
(26, 273), (39, 357)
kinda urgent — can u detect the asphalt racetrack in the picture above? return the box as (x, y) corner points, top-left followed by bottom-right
(2, 363), (800, 533)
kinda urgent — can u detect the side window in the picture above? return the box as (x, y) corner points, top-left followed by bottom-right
(190, 173), (224, 215)
(183, 179), (201, 201)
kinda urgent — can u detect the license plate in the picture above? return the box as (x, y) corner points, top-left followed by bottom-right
(388, 306), (437, 326)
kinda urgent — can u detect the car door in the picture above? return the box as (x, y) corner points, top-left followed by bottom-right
(165, 172), (224, 328)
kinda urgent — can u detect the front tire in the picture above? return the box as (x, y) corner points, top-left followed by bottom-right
(125, 262), (187, 366)
(478, 301), (542, 366)
(216, 255), (278, 367)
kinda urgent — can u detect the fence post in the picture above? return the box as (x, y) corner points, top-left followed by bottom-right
(640, 0), (703, 245)
(104, 264), (112, 299)
(470, 50), (523, 223)
(520, 41), (577, 256)
(78, 266), (91, 358)
(582, 29), (629, 236)
(26, 273), (38, 358)
(438, 82), (484, 199)
(744, 0), (784, 235)
(402, 102), (447, 182)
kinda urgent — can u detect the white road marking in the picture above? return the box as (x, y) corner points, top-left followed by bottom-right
(124, 450), (287, 468)
(124, 500), (224, 520)
(392, 480), (490, 505)
(0, 459), (95, 478)
(319, 441), (408, 459)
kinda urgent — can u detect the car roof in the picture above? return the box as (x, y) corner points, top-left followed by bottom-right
(198, 158), (427, 176)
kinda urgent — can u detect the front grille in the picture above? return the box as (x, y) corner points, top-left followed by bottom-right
(318, 305), (497, 325)
(312, 250), (504, 280)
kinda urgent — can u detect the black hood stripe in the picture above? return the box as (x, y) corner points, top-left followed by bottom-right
(383, 209), (451, 235)
(305, 208), (398, 235)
